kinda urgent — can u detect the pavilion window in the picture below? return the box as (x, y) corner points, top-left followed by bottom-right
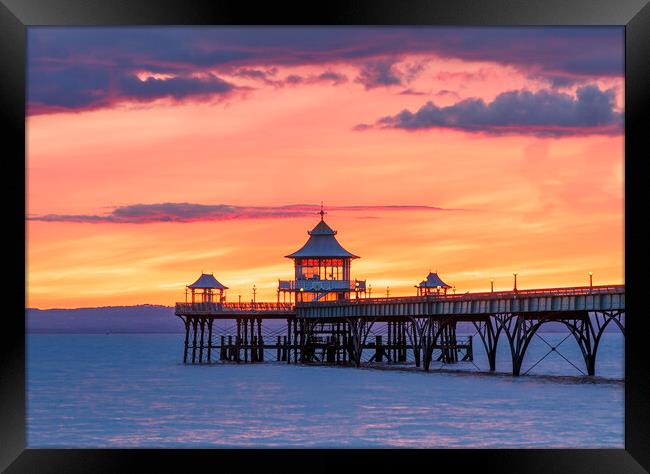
(298, 263), (320, 280)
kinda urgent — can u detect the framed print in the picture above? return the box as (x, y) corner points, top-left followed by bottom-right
(1, 0), (649, 472)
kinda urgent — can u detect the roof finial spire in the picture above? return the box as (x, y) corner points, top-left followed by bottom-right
(319, 201), (326, 221)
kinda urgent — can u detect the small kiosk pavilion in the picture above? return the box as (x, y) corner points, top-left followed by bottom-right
(186, 273), (228, 303)
(279, 207), (366, 303)
(415, 271), (452, 296)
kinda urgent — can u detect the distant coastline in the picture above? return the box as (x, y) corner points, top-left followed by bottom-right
(27, 305), (182, 334)
(26, 305), (621, 334)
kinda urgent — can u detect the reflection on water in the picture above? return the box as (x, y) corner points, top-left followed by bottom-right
(27, 333), (624, 448)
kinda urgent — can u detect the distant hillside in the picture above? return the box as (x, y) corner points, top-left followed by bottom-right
(27, 305), (182, 334)
(26, 305), (622, 334)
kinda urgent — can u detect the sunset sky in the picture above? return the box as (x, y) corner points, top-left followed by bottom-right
(26, 27), (624, 309)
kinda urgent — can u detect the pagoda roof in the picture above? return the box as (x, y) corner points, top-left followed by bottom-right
(417, 272), (451, 288)
(286, 218), (359, 259)
(188, 273), (228, 290)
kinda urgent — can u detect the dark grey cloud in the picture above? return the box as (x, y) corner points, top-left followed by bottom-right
(317, 71), (348, 85)
(232, 67), (278, 81)
(28, 65), (238, 114)
(355, 59), (403, 89)
(119, 73), (235, 100)
(28, 27), (623, 114)
(544, 74), (583, 88)
(361, 85), (622, 137)
(29, 203), (451, 224)
(232, 67), (346, 87)
(284, 74), (304, 85)
(149, 27), (618, 78)
(239, 70), (348, 88)
(399, 88), (427, 96)
(434, 89), (461, 99)
(282, 71), (348, 86)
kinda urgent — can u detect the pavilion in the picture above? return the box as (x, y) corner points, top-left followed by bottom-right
(415, 271), (452, 296)
(186, 273), (228, 303)
(279, 206), (366, 303)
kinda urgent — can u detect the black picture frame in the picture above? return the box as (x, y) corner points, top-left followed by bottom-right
(1, 0), (648, 472)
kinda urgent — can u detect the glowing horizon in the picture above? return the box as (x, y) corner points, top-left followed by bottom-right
(26, 27), (624, 309)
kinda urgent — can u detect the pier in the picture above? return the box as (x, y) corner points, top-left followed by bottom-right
(174, 208), (625, 377)
(175, 284), (624, 376)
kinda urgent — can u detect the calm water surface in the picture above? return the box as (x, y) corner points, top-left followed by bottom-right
(27, 333), (624, 448)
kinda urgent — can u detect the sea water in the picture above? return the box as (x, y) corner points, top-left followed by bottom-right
(27, 333), (624, 448)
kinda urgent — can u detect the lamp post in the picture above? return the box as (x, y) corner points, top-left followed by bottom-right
(238, 294), (241, 304)
(368, 284), (372, 298)
(513, 272), (518, 292)
(589, 272), (593, 290)
(386, 286), (390, 298)
(252, 284), (257, 303)
(490, 279), (494, 293)
(452, 286), (456, 295)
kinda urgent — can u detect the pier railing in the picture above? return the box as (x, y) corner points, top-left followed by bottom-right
(175, 301), (295, 315)
(298, 284), (625, 307)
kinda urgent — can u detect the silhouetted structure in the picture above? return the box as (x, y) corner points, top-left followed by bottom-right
(416, 271), (452, 296)
(278, 206), (366, 303)
(186, 273), (228, 303)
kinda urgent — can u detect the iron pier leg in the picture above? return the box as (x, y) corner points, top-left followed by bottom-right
(244, 319), (249, 363)
(198, 318), (205, 364)
(473, 319), (499, 372)
(286, 319), (292, 364)
(392, 320), (398, 363)
(191, 317), (199, 364)
(281, 335), (285, 361)
(206, 319), (213, 363)
(183, 317), (190, 364)
(387, 321), (392, 363)
(250, 318), (256, 362)
(293, 319), (298, 364)
(341, 324), (346, 364)
(397, 321), (404, 362)
(236, 318), (242, 363)
(375, 335), (383, 362)
(299, 319), (305, 363)
(412, 320), (421, 368)
(422, 333), (428, 370)
(336, 322), (341, 364)
(257, 318), (264, 362)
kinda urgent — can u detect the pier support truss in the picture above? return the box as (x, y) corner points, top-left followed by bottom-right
(176, 309), (623, 377)
(560, 310), (624, 376)
(472, 318), (502, 372)
(345, 317), (375, 367)
(470, 311), (626, 376)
